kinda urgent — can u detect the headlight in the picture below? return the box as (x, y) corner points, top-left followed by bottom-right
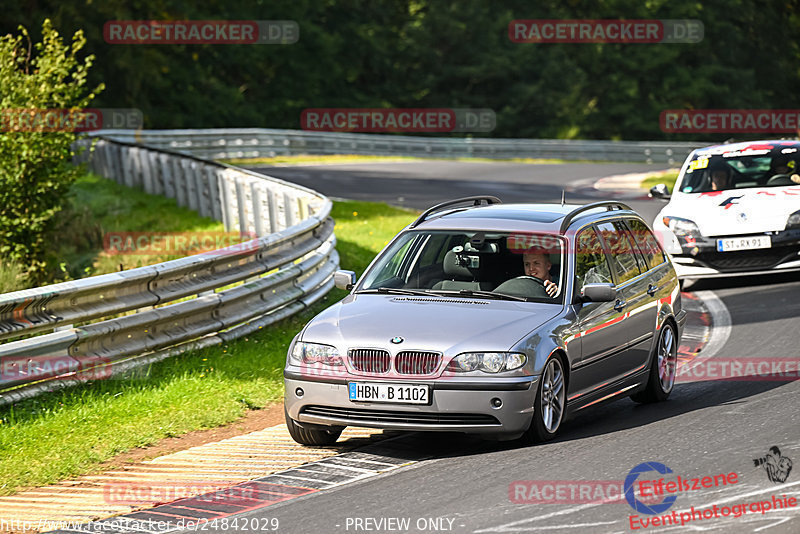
(447, 352), (527, 373)
(662, 216), (701, 237)
(290, 342), (343, 366)
(787, 210), (800, 229)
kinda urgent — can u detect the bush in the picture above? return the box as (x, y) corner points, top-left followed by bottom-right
(0, 260), (29, 293)
(0, 20), (104, 283)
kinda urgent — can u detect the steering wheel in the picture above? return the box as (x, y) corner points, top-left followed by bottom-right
(513, 275), (547, 286)
(766, 173), (793, 185)
(494, 276), (549, 298)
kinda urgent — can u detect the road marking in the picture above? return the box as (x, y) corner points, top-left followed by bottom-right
(689, 290), (732, 362)
(42, 437), (429, 534)
(473, 503), (606, 532)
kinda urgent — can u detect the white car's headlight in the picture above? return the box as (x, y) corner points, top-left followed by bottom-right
(787, 210), (800, 229)
(662, 216), (701, 237)
(290, 342), (343, 366)
(447, 352), (527, 373)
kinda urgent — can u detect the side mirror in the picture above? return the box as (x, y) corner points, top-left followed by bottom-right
(334, 270), (357, 291)
(649, 183), (671, 200)
(581, 283), (616, 302)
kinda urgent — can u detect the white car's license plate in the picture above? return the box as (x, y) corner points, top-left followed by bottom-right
(348, 382), (429, 404)
(716, 236), (771, 252)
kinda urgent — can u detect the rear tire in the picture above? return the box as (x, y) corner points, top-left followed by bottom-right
(631, 322), (677, 404)
(285, 405), (344, 446)
(523, 355), (566, 443)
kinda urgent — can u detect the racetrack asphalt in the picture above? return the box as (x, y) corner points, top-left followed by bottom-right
(31, 161), (799, 534)
(225, 160), (799, 534)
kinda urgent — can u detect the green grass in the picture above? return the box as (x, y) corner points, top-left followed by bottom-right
(222, 153), (574, 167)
(0, 199), (417, 495)
(57, 174), (226, 280)
(641, 170), (680, 191)
(0, 174), (228, 293)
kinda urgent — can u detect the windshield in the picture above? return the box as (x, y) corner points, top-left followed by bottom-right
(358, 230), (565, 303)
(678, 148), (800, 193)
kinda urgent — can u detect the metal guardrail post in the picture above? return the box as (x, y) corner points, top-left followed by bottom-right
(207, 167), (222, 221)
(267, 189), (278, 234)
(219, 173), (235, 231)
(251, 184), (265, 237)
(161, 152), (175, 199)
(235, 178), (248, 235)
(174, 157), (187, 208)
(284, 192), (295, 228)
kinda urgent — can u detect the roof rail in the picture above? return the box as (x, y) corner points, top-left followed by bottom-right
(409, 196), (502, 228)
(559, 201), (633, 234)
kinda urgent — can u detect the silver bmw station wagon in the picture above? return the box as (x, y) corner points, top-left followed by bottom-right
(284, 197), (686, 445)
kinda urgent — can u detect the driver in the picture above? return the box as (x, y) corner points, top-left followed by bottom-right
(522, 252), (558, 297)
(709, 164), (732, 191)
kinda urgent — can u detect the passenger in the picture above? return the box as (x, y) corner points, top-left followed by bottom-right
(768, 155), (800, 184)
(522, 252), (558, 297)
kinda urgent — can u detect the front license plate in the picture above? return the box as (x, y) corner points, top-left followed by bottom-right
(348, 382), (429, 404)
(716, 236), (771, 252)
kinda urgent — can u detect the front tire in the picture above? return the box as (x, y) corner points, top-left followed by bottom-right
(285, 405), (344, 446)
(523, 355), (566, 443)
(631, 322), (677, 404)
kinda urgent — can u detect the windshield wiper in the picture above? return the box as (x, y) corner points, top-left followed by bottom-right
(356, 287), (435, 297)
(432, 289), (529, 302)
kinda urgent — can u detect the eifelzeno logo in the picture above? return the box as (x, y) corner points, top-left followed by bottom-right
(624, 462), (678, 515)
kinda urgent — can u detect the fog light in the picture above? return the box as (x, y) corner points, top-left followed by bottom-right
(295, 388), (304, 398)
(491, 397), (502, 408)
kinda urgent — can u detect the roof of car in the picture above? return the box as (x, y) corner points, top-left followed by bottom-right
(694, 139), (800, 157)
(412, 202), (640, 233)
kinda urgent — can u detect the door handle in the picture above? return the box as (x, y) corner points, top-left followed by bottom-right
(647, 284), (658, 296)
(614, 299), (627, 311)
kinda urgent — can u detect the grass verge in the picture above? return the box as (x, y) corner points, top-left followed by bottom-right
(641, 170), (680, 191)
(0, 174), (226, 293)
(57, 173), (226, 280)
(0, 200), (417, 496)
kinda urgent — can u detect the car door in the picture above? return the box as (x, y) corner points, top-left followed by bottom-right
(623, 218), (670, 369)
(568, 224), (629, 401)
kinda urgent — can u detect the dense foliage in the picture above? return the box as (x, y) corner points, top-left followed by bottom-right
(0, 20), (104, 281)
(3, 0), (798, 141)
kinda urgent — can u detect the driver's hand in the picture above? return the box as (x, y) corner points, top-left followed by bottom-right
(791, 174), (800, 184)
(543, 280), (558, 297)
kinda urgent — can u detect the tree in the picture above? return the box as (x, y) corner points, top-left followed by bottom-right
(0, 20), (104, 282)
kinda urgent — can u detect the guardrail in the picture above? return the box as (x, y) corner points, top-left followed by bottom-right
(97, 128), (705, 165)
(0, 137), (338, 405)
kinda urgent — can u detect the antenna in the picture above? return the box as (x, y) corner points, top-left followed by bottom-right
(561, 189), (566, 206)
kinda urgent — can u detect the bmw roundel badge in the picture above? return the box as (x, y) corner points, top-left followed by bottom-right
(390, 336), (404, 344)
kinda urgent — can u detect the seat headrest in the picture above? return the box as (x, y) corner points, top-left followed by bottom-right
(443, 249), (475, 280)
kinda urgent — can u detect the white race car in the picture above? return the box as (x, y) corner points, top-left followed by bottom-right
(650, 140), (800, 282)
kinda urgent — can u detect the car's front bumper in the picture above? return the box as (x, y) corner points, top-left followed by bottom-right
(284, 370), (538, 435)
(667, 229), (800, 279)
